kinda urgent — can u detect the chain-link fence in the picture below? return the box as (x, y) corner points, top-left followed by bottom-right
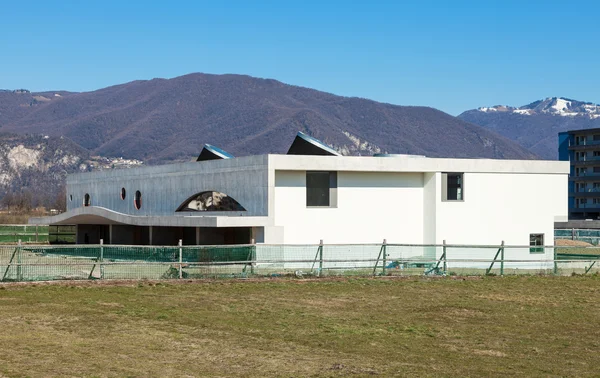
(555, 228), (600, 245)
(0, 241), (599, 282)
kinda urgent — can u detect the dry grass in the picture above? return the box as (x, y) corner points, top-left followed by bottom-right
(0, 276), (599, 377)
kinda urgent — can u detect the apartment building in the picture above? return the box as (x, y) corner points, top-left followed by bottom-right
(559, 128), (600, 219)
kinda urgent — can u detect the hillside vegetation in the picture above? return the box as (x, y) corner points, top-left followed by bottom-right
(1, 73), (536, 163)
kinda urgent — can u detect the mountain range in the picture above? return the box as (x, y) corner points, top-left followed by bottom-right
(459, 97), (600, 159)
(0, 73), (535, 164)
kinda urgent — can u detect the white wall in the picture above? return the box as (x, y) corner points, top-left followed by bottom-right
(432, 172), (567, 263)
(273, 170), (425, 244)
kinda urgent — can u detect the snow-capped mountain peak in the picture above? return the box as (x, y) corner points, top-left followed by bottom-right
(477, 97), (600, 119)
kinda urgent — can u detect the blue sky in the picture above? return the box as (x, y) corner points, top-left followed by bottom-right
(1, 0), (598, 115)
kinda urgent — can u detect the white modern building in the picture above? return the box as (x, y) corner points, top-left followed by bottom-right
(31, 133), (569, 259)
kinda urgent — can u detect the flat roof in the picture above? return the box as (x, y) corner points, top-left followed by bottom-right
(562, 128), (600, 136)
(68, 153), (569, 185)
(268, 154), (570, 174)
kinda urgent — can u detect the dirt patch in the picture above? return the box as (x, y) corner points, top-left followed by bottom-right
(556, 239), (594, 247)
(473, 349), (507, 358)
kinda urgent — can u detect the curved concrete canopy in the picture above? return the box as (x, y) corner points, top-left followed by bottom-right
(28, 206), (269, 228)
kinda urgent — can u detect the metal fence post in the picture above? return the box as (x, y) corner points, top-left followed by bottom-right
(319, 240), (324, 276)
(553, 247), (558, 275)
(572, 228), (575, 241)
(500, 240), (505, 276)
(443, 240), (447, 275)
(99, 239), (104, 279)
(178, 239), (183, 279)
(382, 239), (387, 276)
(17, 239), (22, 282)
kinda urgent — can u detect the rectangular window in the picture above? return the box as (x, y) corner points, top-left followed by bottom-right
(594, 135), (600, 141)
(529, 233), (544, 254)
(442, 173), (464, 201)
(306, 171), (337, 207)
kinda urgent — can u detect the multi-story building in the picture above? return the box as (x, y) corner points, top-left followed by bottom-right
(559, 128), (600, 220)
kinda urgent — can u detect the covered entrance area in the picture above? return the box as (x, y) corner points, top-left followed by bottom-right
(77, 224), (253, 246)
(30, 207), (269, 246)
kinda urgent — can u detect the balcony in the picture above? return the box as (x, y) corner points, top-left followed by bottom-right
(568, 144), (600, 151)
(570, 175), (600, 182)
(573, 204), (600, 209)
(575, 187), (600, 193)
(573, 155), (600, 162)
(576, 139), (600, 146)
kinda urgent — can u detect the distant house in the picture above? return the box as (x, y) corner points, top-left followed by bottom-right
(31, 132), (568, 254)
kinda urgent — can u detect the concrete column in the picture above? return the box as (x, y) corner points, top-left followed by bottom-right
(195, 227), (200, 245)
(109, 224), (113, 245)
(149, 226), (153, 246)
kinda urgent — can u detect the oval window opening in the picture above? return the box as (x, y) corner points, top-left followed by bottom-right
(84, 193), (91, 207)
(69, 194), (73, 202)
(121, 188), (126, 200)
(134, 190), (142, 210)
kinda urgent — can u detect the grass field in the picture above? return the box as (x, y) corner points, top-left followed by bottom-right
(0, 276), (599, 377)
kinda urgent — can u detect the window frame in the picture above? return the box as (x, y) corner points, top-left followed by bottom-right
(529, 233), (544, 254)
(134, 190), (142, 210)
(442, 172), (464, 202)
(306, 171), (337, 208)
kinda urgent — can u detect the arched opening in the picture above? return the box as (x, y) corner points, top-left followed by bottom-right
(121, 187), (126, 200)
(134, 190), (142, 210)
(84, 193), (91, 207)
(176, 191), (246, 212)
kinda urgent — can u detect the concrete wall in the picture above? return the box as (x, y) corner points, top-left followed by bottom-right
(433, 172), (567, 246)
(273, 170), (425, 244)
(272, 169), (568, 255)
(67, 155), (269, 217)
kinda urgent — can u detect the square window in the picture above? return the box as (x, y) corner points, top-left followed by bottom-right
(306, 171), (337, 207)
(442, 173), (464, 201)
(529, 233), (544, 254)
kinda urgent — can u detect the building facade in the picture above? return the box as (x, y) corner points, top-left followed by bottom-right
(558, 128), (600, 220)
(31, 140), (569, 252)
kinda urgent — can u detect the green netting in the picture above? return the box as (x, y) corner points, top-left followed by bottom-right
(555, 229), (600, 245)
(0, 243), (599, 282)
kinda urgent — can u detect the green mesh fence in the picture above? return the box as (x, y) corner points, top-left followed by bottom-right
(555, 228), (600, 245)
(0, 243), (599, 282)
(0, 225), (49, 243)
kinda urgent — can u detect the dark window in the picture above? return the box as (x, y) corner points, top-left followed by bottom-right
(307, 171), (336, 207)
(84, 193), (90, 207)
(594, 135), (600, 141)
(175, 191), (246, 212)
(121, 188), (126, 200)
(530, 233), (544, 253)
(443, 173), (464, 201)
(134, 190), (142, 210)
(69, 194), (73, 202)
